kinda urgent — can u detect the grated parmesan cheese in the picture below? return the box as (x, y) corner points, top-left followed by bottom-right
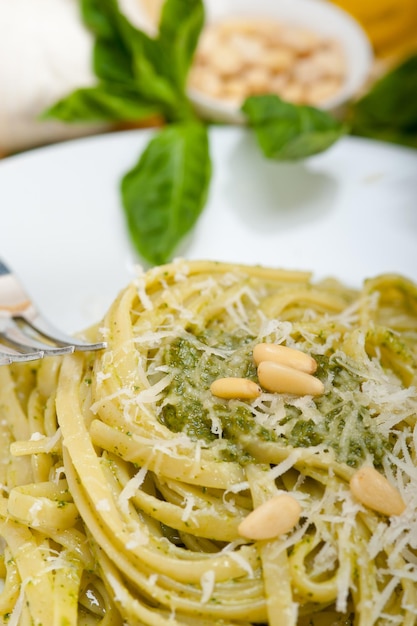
(118, 466), (148, 515)
(96, 499), (111, 512)
(200, 569), (215, 604)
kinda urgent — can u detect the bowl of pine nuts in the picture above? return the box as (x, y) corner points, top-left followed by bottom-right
(187, 0), (373, 123)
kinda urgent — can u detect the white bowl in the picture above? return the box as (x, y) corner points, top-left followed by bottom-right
(188, 0), (373, 123)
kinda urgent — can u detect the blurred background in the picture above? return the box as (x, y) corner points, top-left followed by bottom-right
(0, 0), (416, 156)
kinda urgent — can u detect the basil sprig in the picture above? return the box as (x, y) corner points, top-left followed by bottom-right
(44, 0), (347, 265)
(45, 0), (204, 123)
(44, 0), (211, 265)
(242, 95), (347, 160)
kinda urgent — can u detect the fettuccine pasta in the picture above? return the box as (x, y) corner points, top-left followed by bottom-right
(0, 259), (416, 625)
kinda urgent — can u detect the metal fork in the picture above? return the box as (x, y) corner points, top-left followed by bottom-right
(0, 258), (106, 365)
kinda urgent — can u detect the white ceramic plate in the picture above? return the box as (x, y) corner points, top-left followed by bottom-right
(0, 127), (416, 333)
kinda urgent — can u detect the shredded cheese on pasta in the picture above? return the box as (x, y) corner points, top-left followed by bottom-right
(0, 259), (416, 625)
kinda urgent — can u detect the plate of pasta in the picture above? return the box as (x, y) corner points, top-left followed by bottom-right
(0, 128), (416, 625)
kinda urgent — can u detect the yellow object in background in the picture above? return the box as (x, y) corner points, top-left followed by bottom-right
(139, 0), (417, 61)
(331, 0), (417, 59)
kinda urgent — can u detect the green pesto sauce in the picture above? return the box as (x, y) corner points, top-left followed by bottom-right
(157, 333), (391, 468)
(159, 333), (263, 463)
(288, 356), (389, 468)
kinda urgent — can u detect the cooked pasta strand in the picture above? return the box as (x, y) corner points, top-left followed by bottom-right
(0, 260), (415, 624)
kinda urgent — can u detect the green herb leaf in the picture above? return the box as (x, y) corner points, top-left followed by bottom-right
(82, 0), (143, 86)
(81, 0), (119, 39)
(242, 94), (348, 160)
(348, 54), (417, 148)
(83, 0), (183, 114)
(158, 0), (205, 93)
(43, 84), (160, 123)
(93, 37), (135, 84)
(126, 28), (188, 118)
(121, 123), (211, 265)
(54, 0), (204, 124)
(122, 0), (204, 121)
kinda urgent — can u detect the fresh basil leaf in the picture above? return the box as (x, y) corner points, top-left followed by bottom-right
(121, 0), (204, 120)
(81, 0), (119, 40)
(81, 0), (184, 117)
(93, 38), (135, 83)
(158, 0), (205, 92)
(121, 123), (211, 265)
(47, 0), (203, 124)
(348, 119), (417, 148)
(109, 0), (204, 116)
(126, 28), (187, 117)
(242, 95), (347, 160)
(83, 0), (141, 87)
(348, 54), (417, 147)
(86, 0), (200, 120)
(42, 84), (160, 123)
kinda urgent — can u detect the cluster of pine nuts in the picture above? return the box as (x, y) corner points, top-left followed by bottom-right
(188, 17), (346, 107)
(210, 343), (324, 401)
(211, 346), (406, 540)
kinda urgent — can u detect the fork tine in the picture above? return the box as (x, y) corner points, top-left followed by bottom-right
(0, 352), (13, 365)
(0, 258), (107, 363)
(20, 314), (106, 352)
(0, 346), (44, 363)
(0, 319), (75, 357)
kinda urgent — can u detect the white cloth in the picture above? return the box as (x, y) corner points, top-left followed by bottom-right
(0, 0), (104, 152)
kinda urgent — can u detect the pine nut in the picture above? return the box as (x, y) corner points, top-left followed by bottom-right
(293, 56), (326, 84)
(280, 81), (305, 104)
(263, 48), (294, 72)
(243, 67), (272, 93)
(210, 47), (244, 77)
(278, 26), (320, 54)
(349, 466), (406, 517)
(221, 79), (248, 102)
(210, 377), (261, 400)
(238, 494), (301, 540)
(311, 49), (346, 76)
(270, 74), (288, 96)
(188, 67), (223, 98)
(257, 360), (324, 396)
(306, 78), (343, 105)
(253, 343), (317, 374)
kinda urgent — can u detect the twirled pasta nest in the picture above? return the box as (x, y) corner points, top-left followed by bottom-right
(1, 259), (417, 625)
